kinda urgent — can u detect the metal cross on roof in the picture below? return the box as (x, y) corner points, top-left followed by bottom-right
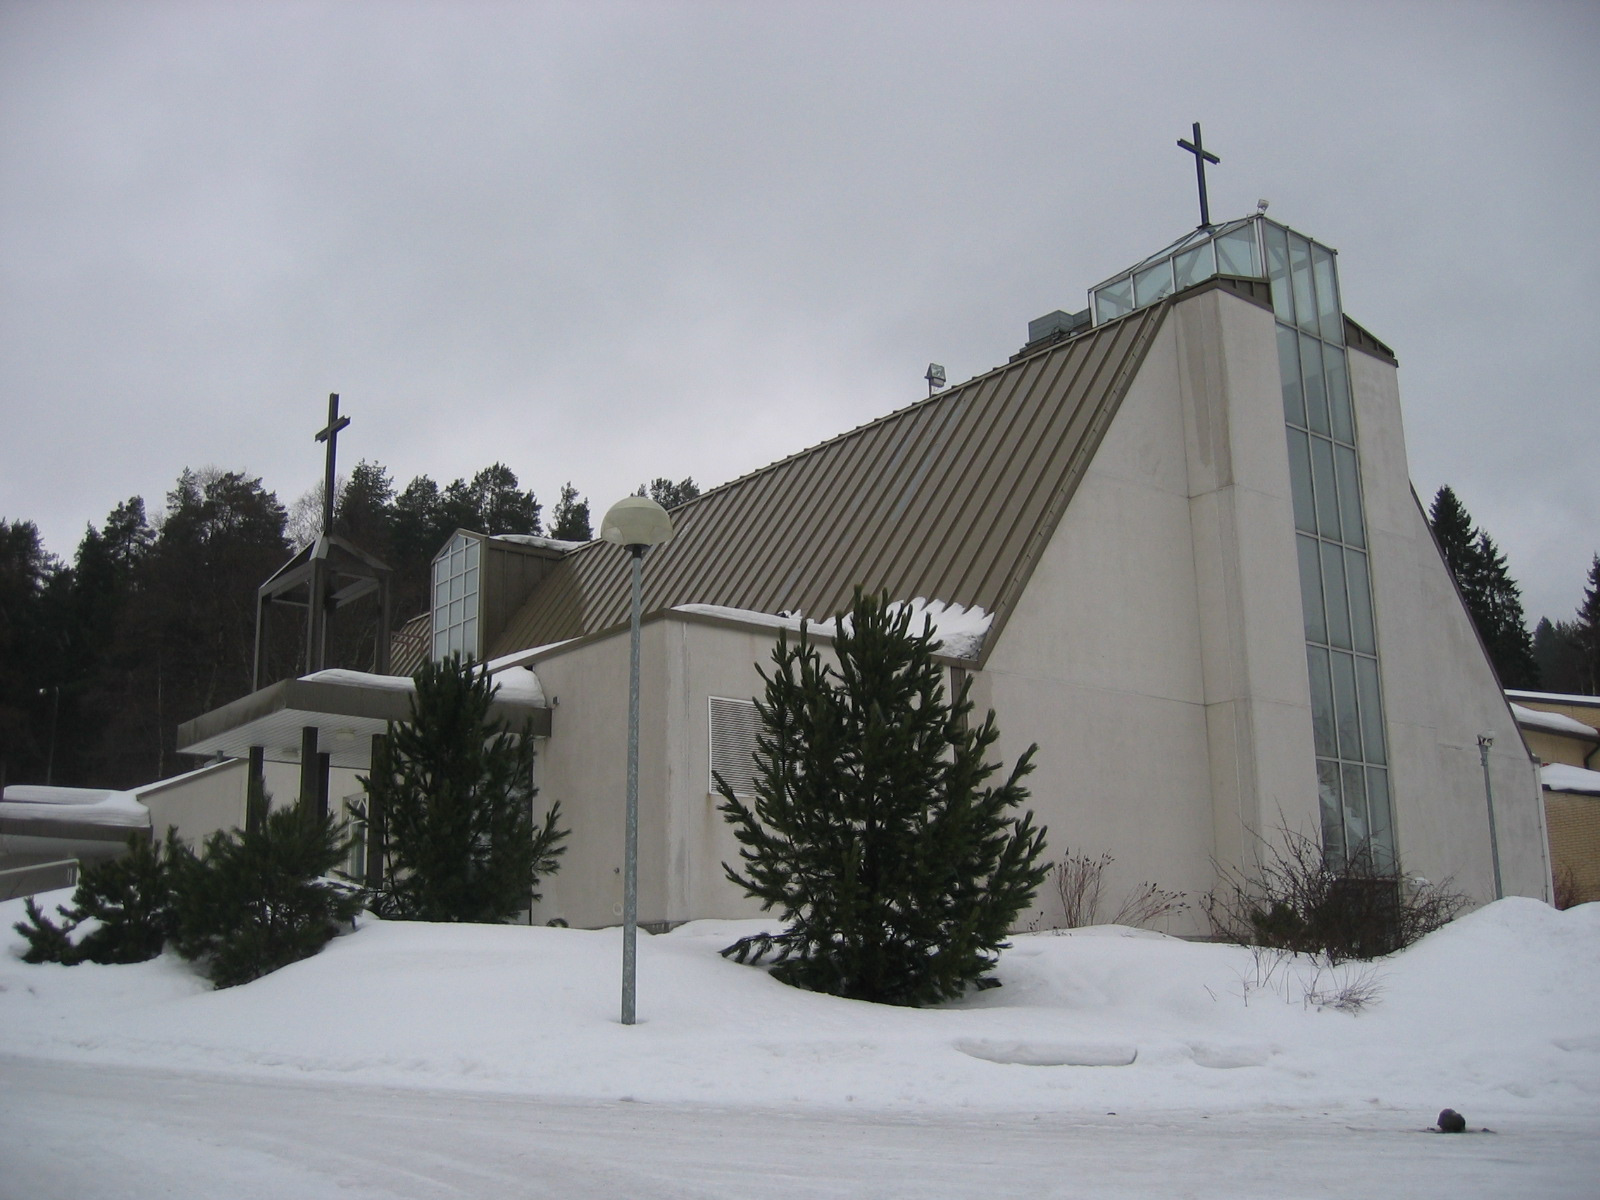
(314, 392), (350, 538)
(1177, 122), (1221, 229)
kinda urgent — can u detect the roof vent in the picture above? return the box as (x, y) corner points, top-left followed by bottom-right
(1027, 309), (1090, 344)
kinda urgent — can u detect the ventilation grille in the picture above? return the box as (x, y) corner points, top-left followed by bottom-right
(709, 697), (762, 797)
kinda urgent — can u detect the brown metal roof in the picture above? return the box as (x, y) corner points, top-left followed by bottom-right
(489, 303), (1169, 665)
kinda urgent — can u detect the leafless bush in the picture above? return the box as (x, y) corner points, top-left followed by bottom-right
(1552, 864), (1583, 911)
(1109, 880), (1190, 929)
(1049, 848), (1189, 931)
(1235, 946), (1385, 1013)
(1204, 826), (1467, 963)
(1055, 850), (1111, 928)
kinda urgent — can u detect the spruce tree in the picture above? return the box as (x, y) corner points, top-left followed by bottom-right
(1427, 486), (1539, 688)
(1471, 531), (1539, 688)
(366, 655), (567, 922)
(718, 589), (1049, 1007)
(1576, 554), (1600, 696)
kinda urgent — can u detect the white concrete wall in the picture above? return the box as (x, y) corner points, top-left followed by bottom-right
(980, 288), (1319, 933)
(1348, 347), (1549, 902)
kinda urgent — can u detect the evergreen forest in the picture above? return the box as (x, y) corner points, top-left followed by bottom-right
(0, 462), (701, 792)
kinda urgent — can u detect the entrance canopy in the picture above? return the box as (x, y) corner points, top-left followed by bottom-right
(177, 668), (552, 770)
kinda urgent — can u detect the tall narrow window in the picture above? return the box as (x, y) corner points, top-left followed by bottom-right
(1270, 222), (1395, 871)
(431, 532), (481, 661)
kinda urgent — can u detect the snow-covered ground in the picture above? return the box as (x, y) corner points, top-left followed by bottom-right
(3, 894), (1597, 1198)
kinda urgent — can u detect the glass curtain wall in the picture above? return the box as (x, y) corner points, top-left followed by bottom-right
(1263, 221), (1395, 870)
(1090, 216), (1397, 869)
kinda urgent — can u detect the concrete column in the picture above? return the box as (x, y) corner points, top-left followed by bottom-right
(247, 745), (267, 833)
(298, 726), (320, 817)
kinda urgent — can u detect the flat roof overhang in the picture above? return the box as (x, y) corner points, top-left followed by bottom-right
(176, 676), (551, 769)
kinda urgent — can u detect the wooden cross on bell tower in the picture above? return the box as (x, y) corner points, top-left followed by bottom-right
(1177, 122), (1221, 229)
(315, 392), (350, 538)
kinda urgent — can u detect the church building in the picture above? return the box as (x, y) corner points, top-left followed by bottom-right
(178, 209), (1552, 933)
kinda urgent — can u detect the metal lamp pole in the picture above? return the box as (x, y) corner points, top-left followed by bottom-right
(600, 495), (675, 1026)
(1478, 734), (1503, 900)
(621, 543), (645, 1024)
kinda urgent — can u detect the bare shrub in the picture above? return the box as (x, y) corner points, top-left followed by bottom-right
(1204, 827), (1467, 963)
(1049, 848), (1188, 931)
(1054, 850), (1111, 928)
(1109, 880), (1190, 929)
(1552, 864), (1583, 911)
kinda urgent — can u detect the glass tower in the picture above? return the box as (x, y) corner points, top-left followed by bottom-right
(1090, 216), (1396, 869)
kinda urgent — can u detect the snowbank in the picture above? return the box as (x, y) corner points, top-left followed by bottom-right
(2, 893), (1595, 1120)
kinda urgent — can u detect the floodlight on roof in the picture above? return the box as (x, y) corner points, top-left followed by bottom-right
(925, 363), (947, 396)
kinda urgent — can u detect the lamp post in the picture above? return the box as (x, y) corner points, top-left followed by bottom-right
(600, 495), (675, 1025)
(1478, 734), (1503, 900)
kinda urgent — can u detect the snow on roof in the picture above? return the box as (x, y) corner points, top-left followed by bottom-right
(303, 665), (546, 708)
(1510, 703), (1600, 740)
(1507, 688), (1600, 710)
(1541, 763), (1600, 795)
(493, 534), (587, 552)
(0, 789), (149, 828)
(673, 597), (993, 660)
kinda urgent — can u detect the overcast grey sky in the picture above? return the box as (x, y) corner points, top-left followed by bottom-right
(2, 0), (1595, 624)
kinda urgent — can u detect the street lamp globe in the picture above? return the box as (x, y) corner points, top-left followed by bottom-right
(601, 496), (674, 549)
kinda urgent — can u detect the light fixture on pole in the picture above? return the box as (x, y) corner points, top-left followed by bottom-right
(601, 495), (675, 1025)
(1477, 734), (1503, 900)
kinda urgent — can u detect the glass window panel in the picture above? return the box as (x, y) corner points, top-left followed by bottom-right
(1174, 242), (1216, 289)
(1355, 654), (1387, 764)
(1310, 435), (1342, 541)
(1265, 223), (1294, 323)
(1300, 334), (1330, 435)
(1325, 348), (1354, 444)
(1342, 762), (1370, 851)
(433, 629), (447, 658)
(465, 541), (479, 569)
(1277, 324), (1305, 425)
(1297, 534), (1326, 643)
(1312, 245), (1343, 344)
(1321, 541), (1352, 649)
(1215, 227), (1258, 276)
(1289, 234), (1316, 334)
(464, 566), (479, 597)
(1094, 279), (1133, 322)
(1134, 261), (1175, 307)
(1334, 444), (1366, 549)
(450, 598), (464, 625)
(1346, 549), (1376, 654)
(1330, 650), (1361, 761)
(1307, 647), (1337, 758)
(1365, 767), (1395, 871)
(1287, 428), (1317, 533)
(449, 574), (462, 601)
(462, 616), (477, 655)
(1317, 759), (1346, 867)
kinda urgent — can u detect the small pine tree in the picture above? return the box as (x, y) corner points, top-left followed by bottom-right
(718, 589), (1049, 1007)
(168, 806), (362, 989)
(12, 831), (179, 965)
(366, 655), (567, 922)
